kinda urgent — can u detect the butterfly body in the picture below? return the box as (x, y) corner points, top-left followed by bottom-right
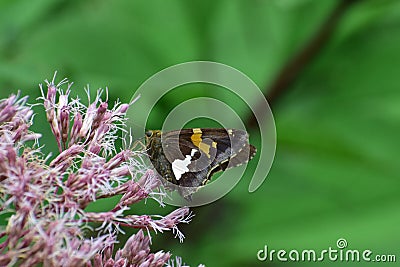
(145, 128), (256, 190)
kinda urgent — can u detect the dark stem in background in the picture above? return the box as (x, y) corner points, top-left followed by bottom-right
(247, 0), (361, 129)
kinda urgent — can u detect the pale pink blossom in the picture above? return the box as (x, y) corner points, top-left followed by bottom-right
(0, 74), (203, 267)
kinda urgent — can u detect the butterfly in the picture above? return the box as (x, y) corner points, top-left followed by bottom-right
(145, 128), (256, 198)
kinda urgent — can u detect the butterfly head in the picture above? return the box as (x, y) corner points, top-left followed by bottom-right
(145, 130), (161, 140)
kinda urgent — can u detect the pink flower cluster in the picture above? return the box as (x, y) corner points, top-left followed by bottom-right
(0, 74), (198, 267)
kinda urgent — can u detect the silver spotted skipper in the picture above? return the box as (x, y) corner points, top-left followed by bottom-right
(145, 128), (256, 197)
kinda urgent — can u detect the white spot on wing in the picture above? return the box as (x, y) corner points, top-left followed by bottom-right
(172, 149), (197, 180)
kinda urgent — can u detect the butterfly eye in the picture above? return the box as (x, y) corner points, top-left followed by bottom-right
(145, 130), (153, 137)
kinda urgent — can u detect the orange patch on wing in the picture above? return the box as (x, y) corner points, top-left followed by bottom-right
(199, 142), (210, 157)
(190, 129), (211, 158)
(191, 133), (202, 147)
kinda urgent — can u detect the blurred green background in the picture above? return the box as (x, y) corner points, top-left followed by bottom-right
(1, 0), (399, 266)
